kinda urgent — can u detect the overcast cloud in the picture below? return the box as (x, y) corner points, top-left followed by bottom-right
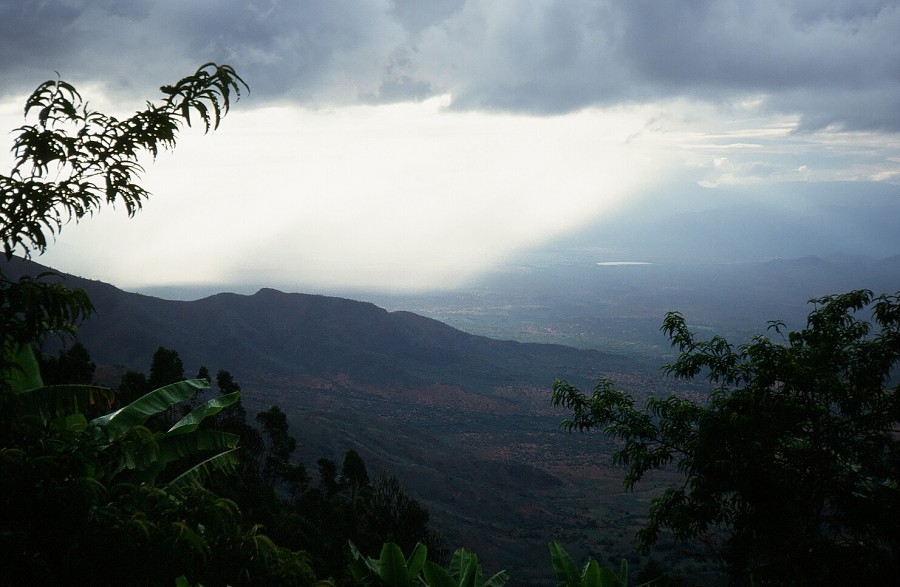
(1, 1), (898, 292)
(2, 0), (898, 130)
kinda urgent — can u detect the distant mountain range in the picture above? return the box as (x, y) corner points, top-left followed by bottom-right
(7, 252), (897, 391)
(1, 257), (625, 393)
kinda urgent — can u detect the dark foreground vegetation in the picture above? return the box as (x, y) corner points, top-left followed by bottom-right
(2, 65), (898, 585)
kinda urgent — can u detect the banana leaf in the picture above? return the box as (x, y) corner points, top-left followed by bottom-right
(349, 541), (381, 585)
(449, 547), (508, 587)
(349, 541), (423, 587)
(483, 571), (510, 587)
(549, 542), (581, 587)
(582, 561), (610, 587)
(617, 560), (628, 587)
(123, 429), (240, 485)
(167, 447), (240, 495)
(454, 549), (478, 586)
(159, 429), (240, 463)
(16, 383), (116, 421)
(167, 391), (240, 435)
(423, 562), (458, 587)
(378, 542), (410, 586)
(92, 379), (208, 436)
(2, 341), (43, 392)
(405, 542), (427, 580)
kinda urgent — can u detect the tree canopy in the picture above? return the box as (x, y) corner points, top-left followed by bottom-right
(553, 289), (900, 584)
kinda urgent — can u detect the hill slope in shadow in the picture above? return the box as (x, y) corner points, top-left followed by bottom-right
(3, 257), (628, 392)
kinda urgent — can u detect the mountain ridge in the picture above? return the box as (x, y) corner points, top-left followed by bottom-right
(2, 256), (622, 394)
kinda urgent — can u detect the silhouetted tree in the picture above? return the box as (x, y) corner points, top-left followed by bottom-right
(341, 448), (370, 503)
(317, 457), (339, 498)
(257, 405), (297, 485)
(147, 346), (184, 389)
(117, 369), (149, 406)
(360, 474), (435, 557)
(39, 341), (95, 385)
(553, 290), (900, 584)
(206, 371), (263, 466)
(216, 368), (240, 394)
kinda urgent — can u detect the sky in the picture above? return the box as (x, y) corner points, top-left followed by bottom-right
(1, 0), (899, 294)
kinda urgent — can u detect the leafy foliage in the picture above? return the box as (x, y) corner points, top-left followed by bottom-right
(552, 290), (900, 584)
(1, 370), (314, 586)
(0, 63), (247, 259)
(1, 62), (244, 409)
(548, 542), (632, 587)
(350, 541), (508, 587)
(424, 546), (509, 587)
(362, 474), (434, 551)
(349, 541), (428, 587)
(0, 269), (93, 346)
(13, 376), (238, 490)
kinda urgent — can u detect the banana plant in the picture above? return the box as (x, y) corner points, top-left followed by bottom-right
(423, 547), (509, 587)
(96, 378), (241, 489)
(349, 541), (427, 587)
(350, 542), (509, 587)
(549, 542), (633, 587)
(12, 371), (240, 492)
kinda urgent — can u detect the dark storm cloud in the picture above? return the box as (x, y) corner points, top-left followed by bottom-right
(415, 0), (900, 129)
(0, 0), (404, 103)
(613, 2), (900, 94)
(0, 1), (86, 78)
(165, 0), (405, 99)
(1, 0), (898, 131)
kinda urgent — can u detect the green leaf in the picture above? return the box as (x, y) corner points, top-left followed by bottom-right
(166, 447), (239, 494)
(406, 542), (427, 579)
(596, 567), (619, 587)
(167, 391), (240, 435)
(151, 429), (240, 480)
(457, 551), (478, 587)
(348, 541), (385, 585)
(581, 560), (602, 587)
(3, 341), (43, 391)
(92, 379), (208, 436)
(423, 562), (457, 587)
(379, 542), (411, 586)
(549, 542), (581, 587)
(483, 571), (510, 587)
(449, 547), (472, 581)
(58, 412), (88, 431)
